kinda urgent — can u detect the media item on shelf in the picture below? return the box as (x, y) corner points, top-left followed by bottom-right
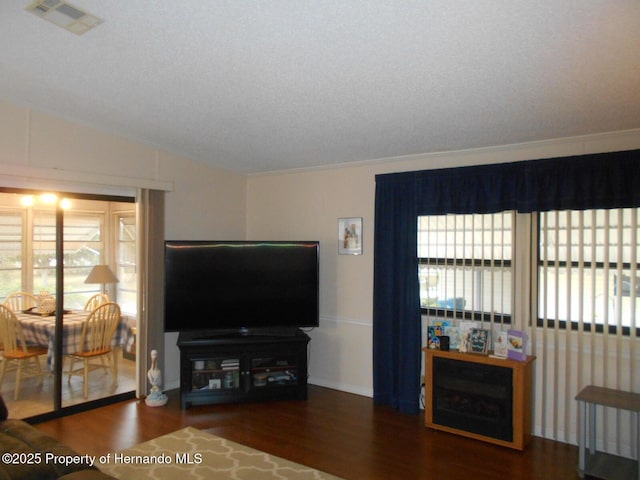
(193, 360), (205, 370)
(443, 324), (461, 350)
(223, 371), (237, 388)
(267, 370), (297, 384)
(469, 328), (490, 354)
(221, 359), (240, 370)
(427, 319), (450, 349)
(491, 330), (509, 358)
(458, 320), (479, 353)
(507, 329), (528, 361)
(253, 373), (268, 386)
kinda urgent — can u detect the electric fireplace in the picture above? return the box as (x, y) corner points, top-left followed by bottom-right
(432, 356), (513, 441)
(424, 349), (535, 450)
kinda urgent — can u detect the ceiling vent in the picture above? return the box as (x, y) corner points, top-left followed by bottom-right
(26, 0), (102, 35)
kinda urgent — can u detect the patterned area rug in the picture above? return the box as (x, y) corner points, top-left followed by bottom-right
(99, 426), (343, 480)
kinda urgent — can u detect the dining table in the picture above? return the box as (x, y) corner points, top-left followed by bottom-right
(15, 309), (133, 370)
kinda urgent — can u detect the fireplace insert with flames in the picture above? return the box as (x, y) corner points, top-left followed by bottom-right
(432, 356), (513, 442)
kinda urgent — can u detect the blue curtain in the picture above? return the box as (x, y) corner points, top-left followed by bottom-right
(373, 174), (421, 413)
(373, 149), (640, 414)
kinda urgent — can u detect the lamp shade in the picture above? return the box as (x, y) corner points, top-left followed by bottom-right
(84, 265), (119, 284)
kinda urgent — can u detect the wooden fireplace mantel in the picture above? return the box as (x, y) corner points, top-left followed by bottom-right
(423, 348), (536, 450)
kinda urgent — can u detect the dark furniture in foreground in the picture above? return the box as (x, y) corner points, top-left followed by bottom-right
(0, 394), (114, 480)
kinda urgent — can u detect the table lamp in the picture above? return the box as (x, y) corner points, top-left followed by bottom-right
(84, 264), (119, 294)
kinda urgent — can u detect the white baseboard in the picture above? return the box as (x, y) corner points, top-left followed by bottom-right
(308, 377), (373, 398)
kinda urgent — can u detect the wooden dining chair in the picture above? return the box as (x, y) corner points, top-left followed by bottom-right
(4, 292), (37, 312)
(2, 292), (38, 374)
(0, 304), (48, 400)
(67, 302), (121, 399)
(84, 293), (110, 311)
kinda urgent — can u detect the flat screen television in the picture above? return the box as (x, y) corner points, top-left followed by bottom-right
(164, 240), (319, 335)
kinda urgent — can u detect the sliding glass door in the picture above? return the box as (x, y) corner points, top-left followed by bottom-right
(0, 190), (137, 419)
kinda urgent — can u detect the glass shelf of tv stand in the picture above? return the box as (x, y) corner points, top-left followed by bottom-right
(191, 358), (240, 392)
(250, 355), (299, 388)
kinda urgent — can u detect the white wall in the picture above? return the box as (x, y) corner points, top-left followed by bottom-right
(247, 129), (640, 439)
(247, 168), (375, 395)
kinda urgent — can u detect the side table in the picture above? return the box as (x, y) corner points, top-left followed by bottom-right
(576, 385), (640, 480)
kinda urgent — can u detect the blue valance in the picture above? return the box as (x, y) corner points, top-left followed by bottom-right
(519, 150), (640, 213)
(373, 148), (640, 414)
(413, 161), (522, 215)
(378, 148), (640, 215)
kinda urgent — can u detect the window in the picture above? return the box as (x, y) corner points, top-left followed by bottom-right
(0, 210), (25, 298)
(32, 208), (105, 310)
(32, 210), (62, 294)
(418, 207), (640, 334)
(116, 212), (137, 315)
(418, 208), (640, 334)
(538, 208), (640, 334)
(0, 192), (135, 312)
(418, 212), (514, 322)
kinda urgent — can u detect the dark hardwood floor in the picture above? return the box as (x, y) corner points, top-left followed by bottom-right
(35, 386), (581, 480)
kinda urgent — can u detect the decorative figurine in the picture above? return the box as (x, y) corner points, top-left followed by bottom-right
(145, 349), (168, 406)
(459, 332), (469, 353)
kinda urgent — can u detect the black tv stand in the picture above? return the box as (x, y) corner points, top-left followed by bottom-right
(177, 329), (310, 409)
(246, 327), (301, 337)
(191, 330), (248, 340)
(190, 327), (301, 340)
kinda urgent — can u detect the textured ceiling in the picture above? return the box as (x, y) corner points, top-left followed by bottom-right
(1, 1), (639, 173)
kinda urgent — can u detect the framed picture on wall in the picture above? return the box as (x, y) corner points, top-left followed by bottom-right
(338, 217), (363, 255)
